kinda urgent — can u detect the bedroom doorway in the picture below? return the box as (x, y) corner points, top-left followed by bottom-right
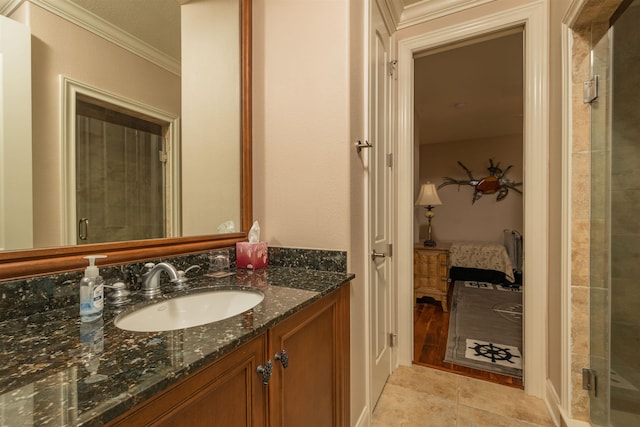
(411, 29), (525, 387)
(396, 2), (549, 397)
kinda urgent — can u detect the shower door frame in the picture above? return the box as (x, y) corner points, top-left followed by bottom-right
(61, 75), (181, 246)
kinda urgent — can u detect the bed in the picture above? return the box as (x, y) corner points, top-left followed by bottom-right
(449, 240), (516, 284)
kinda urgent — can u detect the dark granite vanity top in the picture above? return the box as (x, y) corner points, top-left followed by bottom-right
(0, 266), (353, 426)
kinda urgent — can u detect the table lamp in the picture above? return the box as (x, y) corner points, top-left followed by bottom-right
(415, 182), (442, 247)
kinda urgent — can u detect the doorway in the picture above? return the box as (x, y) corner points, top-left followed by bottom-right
(411, 30), (524, 386)
(395, 2), (549, 397)
(61, 76), (180, 246)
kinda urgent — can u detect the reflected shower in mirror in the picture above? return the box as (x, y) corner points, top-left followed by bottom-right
(76, 99), (169, 244)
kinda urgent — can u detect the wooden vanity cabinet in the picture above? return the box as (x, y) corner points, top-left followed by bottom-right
(105, 285), (350, 427)
(107, 334), (268, 427)
(267, 284), (350, 427)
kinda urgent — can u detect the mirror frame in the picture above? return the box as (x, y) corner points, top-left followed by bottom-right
(0, 0), (252, 281)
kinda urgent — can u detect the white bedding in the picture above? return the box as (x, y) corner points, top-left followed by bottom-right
(449, 241), (515, 283)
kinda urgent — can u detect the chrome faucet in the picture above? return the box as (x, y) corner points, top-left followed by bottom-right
(141, 262), (179, 298)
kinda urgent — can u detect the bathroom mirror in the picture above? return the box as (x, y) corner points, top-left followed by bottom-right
(0, 0), (252, 279)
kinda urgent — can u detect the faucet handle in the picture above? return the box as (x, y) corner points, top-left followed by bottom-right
(171, 265), (202, 291)
(144, 262), (155, 271)
(185, 265), (201, 275)
(172, 270), (190, 290)
(172, 265), (201, 290)
(104, 281), (131, 306)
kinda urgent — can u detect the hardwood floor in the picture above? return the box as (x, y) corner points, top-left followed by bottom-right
(413, 283), (524, 389)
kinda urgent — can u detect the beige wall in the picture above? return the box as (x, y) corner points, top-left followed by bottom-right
(252, 1), (351, 250)
(12, 2), (180, 248)
(252, 0), (368, 423)
(416, 135), (523, 244)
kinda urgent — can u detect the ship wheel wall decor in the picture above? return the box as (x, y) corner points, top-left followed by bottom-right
(438, 159), (523, 204)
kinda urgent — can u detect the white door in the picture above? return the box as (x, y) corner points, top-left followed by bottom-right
(369, 0), (394, 407)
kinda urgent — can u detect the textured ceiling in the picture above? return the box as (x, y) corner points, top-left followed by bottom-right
(414, 30), (523, 145)
(69, 0), (181, 60)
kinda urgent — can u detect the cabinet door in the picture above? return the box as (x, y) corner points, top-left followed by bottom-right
(107, 334), (267, 427)
(268, 286), (350, 427)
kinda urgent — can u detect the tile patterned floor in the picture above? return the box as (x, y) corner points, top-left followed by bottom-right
(372, 365), (556, 427)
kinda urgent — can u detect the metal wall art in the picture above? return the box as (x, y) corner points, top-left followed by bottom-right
(438, 159), (522, 204)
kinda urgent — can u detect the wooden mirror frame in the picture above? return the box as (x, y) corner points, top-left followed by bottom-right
(0, 0), (252, 281)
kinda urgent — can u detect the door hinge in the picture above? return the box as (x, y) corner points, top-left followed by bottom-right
(159, 150), (168, 163)
(582, 368), (598, 397)
(387, 153), (393, 168)
(389, 333), (398, 347)
(388, 60), (397, 78)
(387, 243), (393, 257)
(583, 76), (599, 104)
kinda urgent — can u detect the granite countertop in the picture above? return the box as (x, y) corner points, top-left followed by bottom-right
(0, 266), (354, 426)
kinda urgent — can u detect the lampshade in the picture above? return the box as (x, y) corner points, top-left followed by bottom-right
(415, 182), (442, 207)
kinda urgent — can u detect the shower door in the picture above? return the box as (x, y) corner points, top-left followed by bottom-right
(76, 101), (167, 244)
(590, 2), (640, 425)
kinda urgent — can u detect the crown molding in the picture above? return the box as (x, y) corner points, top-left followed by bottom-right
(383, 0), (497, 30)
(2, 0), (180, 76)
(0, 0), (22, 15)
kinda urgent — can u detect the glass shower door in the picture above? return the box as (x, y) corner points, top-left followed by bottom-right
(588, 20), (611, 426)
(590, 2), (640, 425)
(76, 103), (167, 245)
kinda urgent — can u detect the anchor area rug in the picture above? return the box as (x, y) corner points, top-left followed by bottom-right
(444, 281), (523, 378)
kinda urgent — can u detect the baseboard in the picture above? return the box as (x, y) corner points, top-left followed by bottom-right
(545, 378), (591, 427)
(560, 410), (592, 427)
(545, 379), (562, 426)
(353, 405), (370, 427)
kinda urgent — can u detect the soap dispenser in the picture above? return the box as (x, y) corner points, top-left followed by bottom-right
(80, 255), (107, 322)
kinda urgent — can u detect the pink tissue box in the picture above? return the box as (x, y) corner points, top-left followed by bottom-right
(236, 242), (268, 269)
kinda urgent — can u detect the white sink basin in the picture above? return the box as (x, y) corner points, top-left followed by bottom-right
(114, 289), (264, 332)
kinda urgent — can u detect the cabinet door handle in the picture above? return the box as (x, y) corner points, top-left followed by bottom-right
(371, 249), (386, 261)
(275, 349), (289, 368)
(257, 360), (272, 384)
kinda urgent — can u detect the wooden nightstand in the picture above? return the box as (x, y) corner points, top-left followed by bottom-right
(414, 243), (451, 312)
